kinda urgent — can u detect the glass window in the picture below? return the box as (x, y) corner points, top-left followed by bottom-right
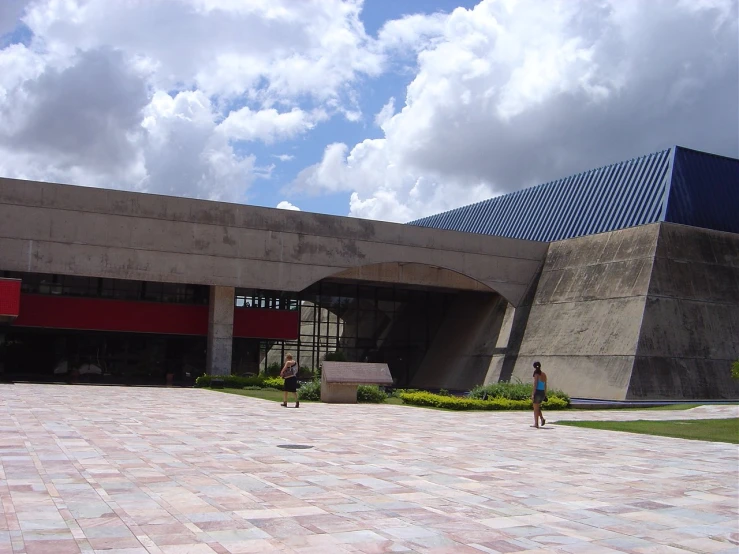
(118, 280), (143, 300)
(357, 285), (375, 301)
(143, 281), (162, 302)
(320, 282), (341, 297)
(339, 283), (357, 298)
(61, 276), (90, 296)
(375, 286), (394, 301)
(410, 322), (428, 341)
(394, 288), (409, 303)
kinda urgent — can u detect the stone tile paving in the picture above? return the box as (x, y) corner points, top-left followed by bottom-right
(0, 384), (736, 554)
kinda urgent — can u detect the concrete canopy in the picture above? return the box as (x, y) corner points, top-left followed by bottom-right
(0, 177), (548, 306)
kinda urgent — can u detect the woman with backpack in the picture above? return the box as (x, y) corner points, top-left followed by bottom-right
(280, 353), (299, 408)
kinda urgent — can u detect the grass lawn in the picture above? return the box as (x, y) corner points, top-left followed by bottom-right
(211, 388), (405, 405)
(557, 418), (739, 444)
(217, 388), (310, 402)
(574, 403), (738, 412)
(643, 404), (707, 410)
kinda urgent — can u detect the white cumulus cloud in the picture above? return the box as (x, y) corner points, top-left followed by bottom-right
(218, 107), (326, 144)
(295, 0), (738, 222)
(374, 97), (395, 128)
(1, 0), (736, 221)
(0, 0), (384, 201)
(276, 200), (301, 211)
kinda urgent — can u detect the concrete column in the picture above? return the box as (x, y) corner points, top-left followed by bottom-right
(206, 285), (235, 376)
(484, 303), (516, 384)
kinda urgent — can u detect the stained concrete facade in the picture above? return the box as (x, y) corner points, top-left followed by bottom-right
(206, 286), (235, 376)
(630, 224), (739, 399)
(493, 223), (739, 400)
(0, 177), (547, 376)
(1, 177), (737, 398)
(0, 178), (547, 306)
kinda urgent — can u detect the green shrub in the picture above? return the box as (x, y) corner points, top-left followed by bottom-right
(399, 391), (569, 411)
(195, 374), (265, 389)
(324, 351), (347, 362)
(298, 366), (315, 379)
(732, 360), (739, 380)
(389, 388), (418, 398)
(357, 385), (388, 403)
(263, 377), (285, 389)
(297, 380), (321, 400)
(264, 362), (282, 377)
(469, 381), (531, 400)
(195, 374), (326, 391)
(469, 381), (570, 405)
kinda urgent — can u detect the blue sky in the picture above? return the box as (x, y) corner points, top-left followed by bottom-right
(0, 0), (736, 222)
(242, 0), (482, 215)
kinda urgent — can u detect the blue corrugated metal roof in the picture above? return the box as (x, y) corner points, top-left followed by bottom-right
(408, 146), (738, 240)
(665, 147), (739, 234)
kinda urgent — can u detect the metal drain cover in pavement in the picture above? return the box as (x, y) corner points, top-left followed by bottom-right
(277, 444), (314, 449)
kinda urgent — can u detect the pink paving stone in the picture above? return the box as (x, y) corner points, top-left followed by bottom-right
(87, 535), (144, 550)
(0, 384), (737, 553)
(23, 539), (81, 554)
(149, 533), (203, 546)
(158, 546), (219, 554)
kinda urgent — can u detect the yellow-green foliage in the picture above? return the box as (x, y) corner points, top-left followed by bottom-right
(732, 360), (739, 380)
(399, 391), (569, 411)
(263, 377), (285, 388)
(195, 374), (285, 389)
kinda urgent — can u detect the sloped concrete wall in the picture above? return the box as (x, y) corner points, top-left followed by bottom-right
(509, 224), (660, 400)
(410, 293), (507, 390)
(628, 224), (739, 399)
(486, 264), (544, 386)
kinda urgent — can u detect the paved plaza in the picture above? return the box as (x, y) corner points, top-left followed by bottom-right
(0, 385), (737, 554)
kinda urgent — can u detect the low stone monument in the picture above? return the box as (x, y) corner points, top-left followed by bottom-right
(321, 361), (393, 403)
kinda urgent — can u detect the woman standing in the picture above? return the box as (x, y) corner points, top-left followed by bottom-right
(280, 353), (299, 408)
(531, 361), (547, 428)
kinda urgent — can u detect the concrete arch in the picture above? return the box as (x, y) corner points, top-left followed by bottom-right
(325, 261), (497, 294)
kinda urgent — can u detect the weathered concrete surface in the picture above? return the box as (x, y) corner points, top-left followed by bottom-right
(483, 302), (516, 385)
(410, 293), (508, 390)
(0, 178), (548, 306)
(628, 224), (739, 399)
(509, 224), (660, 400)
(509, 223), (739, 400)
(332, 262), (492, 292)
(206, 286), (234, 376)
(492, 269), (541, 385)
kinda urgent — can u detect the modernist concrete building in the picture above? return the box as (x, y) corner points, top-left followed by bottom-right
(0, 145), (737, 399)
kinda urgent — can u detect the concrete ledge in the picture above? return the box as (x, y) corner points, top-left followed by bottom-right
(570, 398), (739, 409)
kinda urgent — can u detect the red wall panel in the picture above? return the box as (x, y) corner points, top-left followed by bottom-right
(14, 294), (208, 335)
(12, 294), (299, 340)
(0, 279), (21, 317)
(233, 309), (299, 340)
